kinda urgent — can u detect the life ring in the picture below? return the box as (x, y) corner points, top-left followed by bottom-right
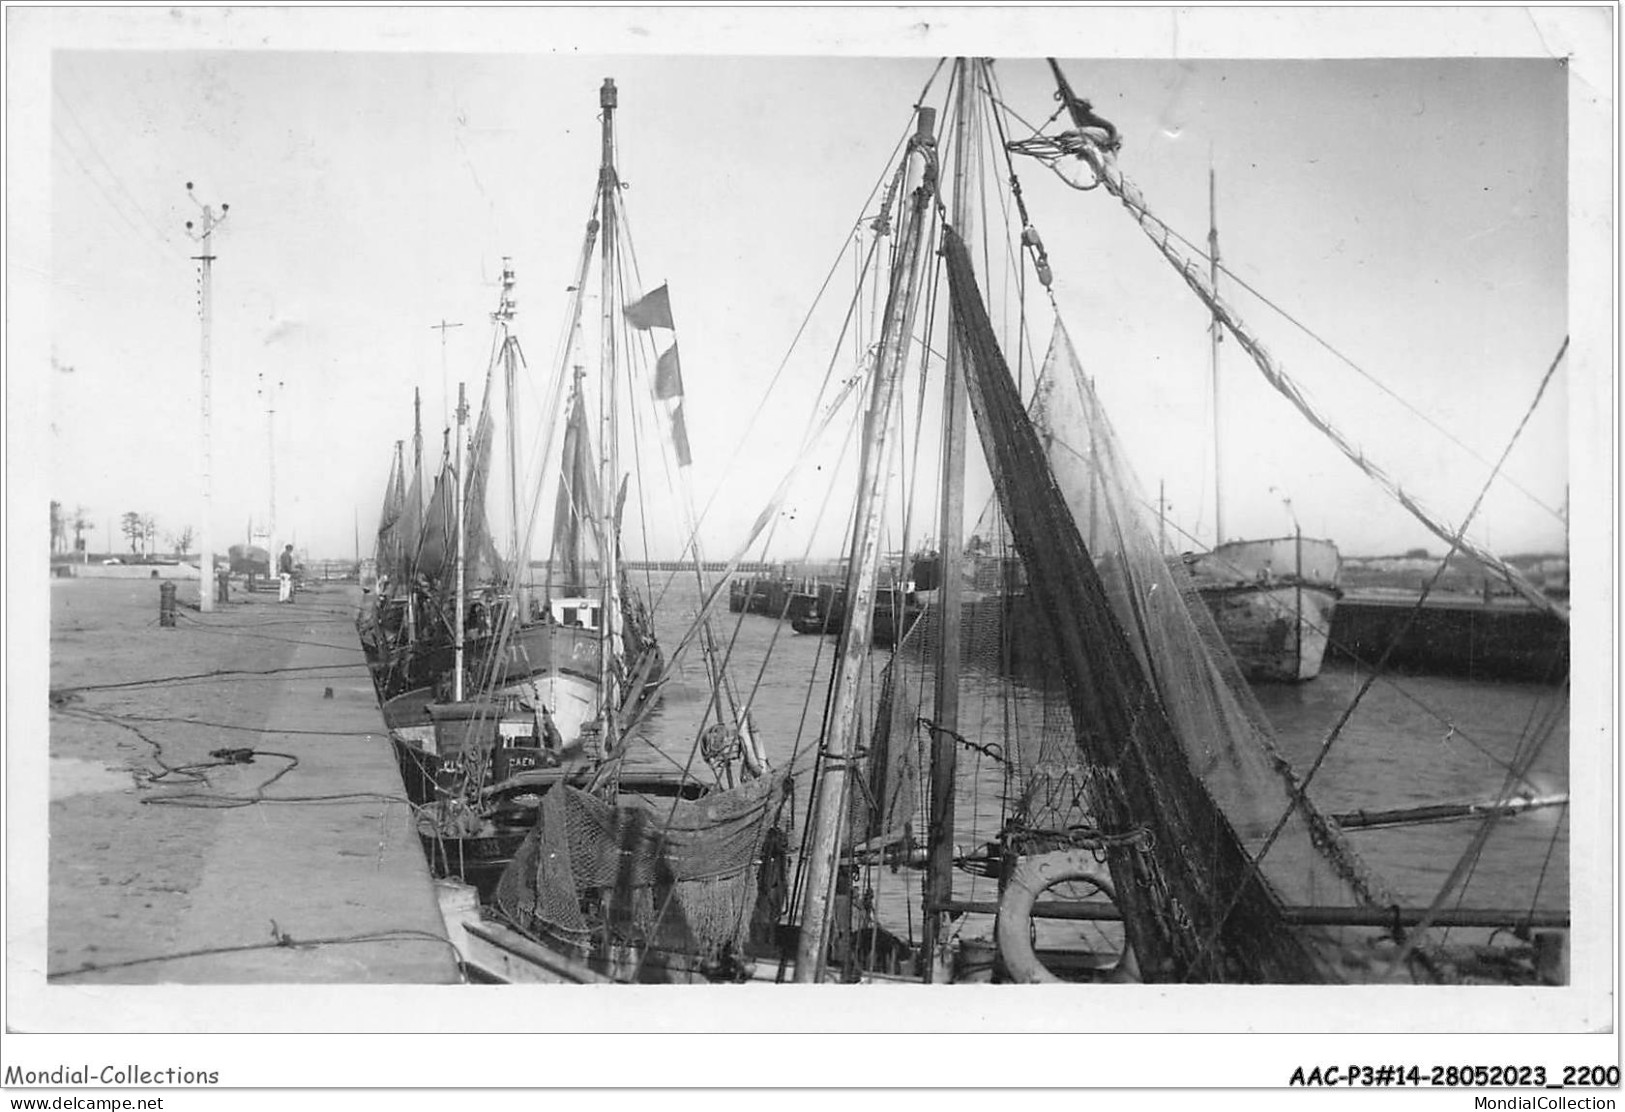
(996, 849), (1138, 983)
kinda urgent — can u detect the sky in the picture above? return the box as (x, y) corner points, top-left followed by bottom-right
(3, 1), (1615, 1070)
(11, 7), (1603, 572)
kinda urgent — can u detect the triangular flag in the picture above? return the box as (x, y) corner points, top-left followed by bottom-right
(655, 343), (684, 400)
(624, 284), (674, 330)
(670, 403), (692, 468)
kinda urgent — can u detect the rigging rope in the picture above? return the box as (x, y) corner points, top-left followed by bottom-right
(1018, 127), (1568, 624)
(1154, 224), (1569, 528)
(1183, 343), (1570, 978)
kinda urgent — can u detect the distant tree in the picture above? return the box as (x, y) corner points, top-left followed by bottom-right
(1403, 547), (1430, 559)
(121, 512), (144, 554)
(49, 501), (65, 555)
(169, 525), (195, 556)
(142, 515), (158, 556)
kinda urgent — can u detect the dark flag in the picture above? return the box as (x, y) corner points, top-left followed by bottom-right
(655, 344), (684, 400)
(670, 403), (693, 467)
(624, 284), (674, 330)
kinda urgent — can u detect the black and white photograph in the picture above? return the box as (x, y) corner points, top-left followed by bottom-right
(4, 4), (1615, 1103)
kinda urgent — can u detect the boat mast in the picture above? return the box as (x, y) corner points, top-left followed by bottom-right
(922, 57), (974, 980)
(794, 105), (938, 983)
(1039, 59), (1566, 622)
(547, 206), (603, 606)
(452, 382), (469, 703)
(1209, 165), (1224, 546)
(497, 259), (525, 620)
(413, 387), (423, 498)
(597, 77), (622, 740)
(407, 389), (423, 641)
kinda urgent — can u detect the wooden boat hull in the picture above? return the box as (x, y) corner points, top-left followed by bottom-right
(372, 620), (604, 733)
(1183, 537), (1342, 683)
(436, 880), (919, 985)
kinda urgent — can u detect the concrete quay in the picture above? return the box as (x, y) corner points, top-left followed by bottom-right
(44, 576), (459, 985)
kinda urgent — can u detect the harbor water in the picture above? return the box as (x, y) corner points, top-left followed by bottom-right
(622, 574), (1569, 954)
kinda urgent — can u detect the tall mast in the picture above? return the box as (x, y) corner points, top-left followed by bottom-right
(1209, 164), (1224, 546)
(922, 58), (974, 979)
(597, 77), (622, 740)
(412, 388), (424, 507)
(432, 318), (463, 432)
(1044, 78), (1565, 621)
(794, 106), (938, 983)
(496, 259), (525, 618)
(547, 207), (603, 605)
(407, 389), (423, 641)
(389, 439), (405, 575)
(452, 382), (469, 703)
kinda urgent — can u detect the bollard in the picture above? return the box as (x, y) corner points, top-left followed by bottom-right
(159, 582), (177, 628)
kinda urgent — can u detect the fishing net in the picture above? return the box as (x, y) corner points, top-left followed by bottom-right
(492, 775), (787, 968)
(846, 662), (923, 850)
(1031, 318), (1391, 907)
(938, 225), (1391, 982)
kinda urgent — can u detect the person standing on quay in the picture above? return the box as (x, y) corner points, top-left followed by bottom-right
(278, 544), (296, 603)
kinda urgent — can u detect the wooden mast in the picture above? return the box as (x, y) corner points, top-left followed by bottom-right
(597, 77), (622, 746)
(546, 208), (602, 605)
(497, 259), (525, 622)
(922, 57), (974, 980)
(452, 382), (469, 703)
(407, 390), (422, 642)
(1209, 165), (1224, 547)
(794, 105), (938, 983)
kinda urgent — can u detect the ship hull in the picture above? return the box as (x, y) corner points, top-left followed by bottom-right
(1183, 537), (1342, 683)
(372, 619), (606, 735)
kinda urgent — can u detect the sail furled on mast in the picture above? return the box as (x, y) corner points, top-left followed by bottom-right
(373, 443), (406, 580)
(415, 461), (455, 583)
(400, 456), (423, 581)
(462, 362), (508, 589)
(550, 376), (603, 597)
(942, 225), (1330, 983)
(624, 283), (692, 467)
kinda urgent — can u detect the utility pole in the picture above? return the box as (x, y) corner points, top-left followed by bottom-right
(258, 373), (282, 545)
(186, 183), (228, 611)
(431, 319), (463, 431)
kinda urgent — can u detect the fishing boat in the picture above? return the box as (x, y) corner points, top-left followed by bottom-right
(436, 59), (1568, 986)
(362, 260), (667, 746)
(1174, 167), (1341, 682)
(1182, 533), (1342, 682)
(371, 77), (775, 933)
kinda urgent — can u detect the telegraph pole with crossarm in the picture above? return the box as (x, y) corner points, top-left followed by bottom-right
(186, 183), (228, 611)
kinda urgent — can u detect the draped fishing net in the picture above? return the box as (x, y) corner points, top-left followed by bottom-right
(936, 225), (1394, 982)
(492, 775), (787, 968)
(847, 663), (923, 850)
